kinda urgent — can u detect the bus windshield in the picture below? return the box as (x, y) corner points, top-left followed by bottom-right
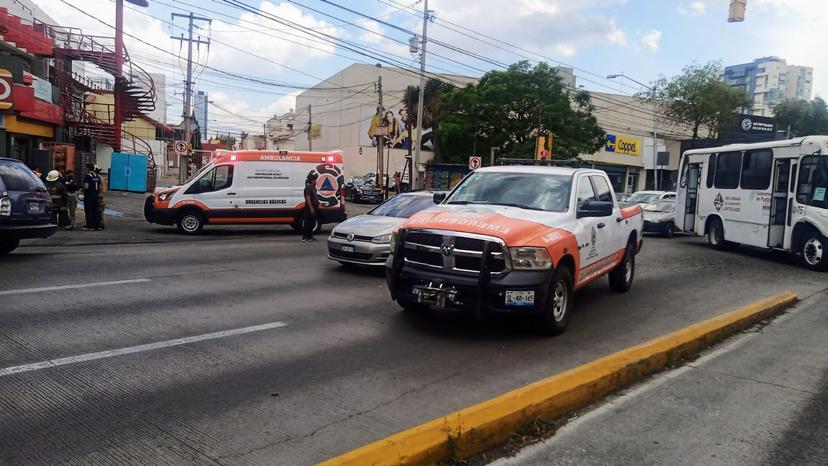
(797, 156), (828, 209)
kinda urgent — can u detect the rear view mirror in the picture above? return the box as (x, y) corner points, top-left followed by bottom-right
(577, 200), (613, 218)
(433, 192), (447, 204)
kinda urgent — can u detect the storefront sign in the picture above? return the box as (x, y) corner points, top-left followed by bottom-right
(32, 76), (52, 103)
(0, 68), (14, 110)
(605, 133), (641, 156)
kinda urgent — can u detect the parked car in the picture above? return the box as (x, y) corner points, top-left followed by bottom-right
(344, 176), (384, 203)
(642, 199), (677, 237)
(621, 190), (676, 208)
(328, 191), (442, 266)
(386, 166), (644, 335)
(0, 158), (56, 254)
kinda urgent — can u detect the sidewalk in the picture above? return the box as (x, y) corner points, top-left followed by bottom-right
(491, 289), (828, 466)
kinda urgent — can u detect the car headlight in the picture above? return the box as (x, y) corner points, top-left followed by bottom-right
(389, 230), (399, 249)
(372, 233), (392, 244)
(0, 196), (10, 216)
(508, 247), (552, 270)
(158, 192), (170, 201)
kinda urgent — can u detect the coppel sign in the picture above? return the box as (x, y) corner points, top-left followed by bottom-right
(605, 133), (641, 156)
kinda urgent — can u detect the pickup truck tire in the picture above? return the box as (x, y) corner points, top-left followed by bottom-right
(0, 238), (20, 255)
(540, 266), (573, 336)
(609, 242), (635, 293)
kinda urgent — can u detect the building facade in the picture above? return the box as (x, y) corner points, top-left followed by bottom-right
(723, 57), (813, 117)
(266, 109), (296, 150)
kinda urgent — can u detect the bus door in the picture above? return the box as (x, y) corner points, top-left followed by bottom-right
(768, 158), (793, 248)
(677, 161), (701, 231)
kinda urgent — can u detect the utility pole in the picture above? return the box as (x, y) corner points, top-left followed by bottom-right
(652, 85), (659, 191)
(412, 0), (429, 191)
(171, 12), (211, 183)
(307, 104), (312, 151)
(377, 73), (384, 193)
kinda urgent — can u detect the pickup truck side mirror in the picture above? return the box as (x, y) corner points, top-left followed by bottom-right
(577, 200), (613, 218)
(433, 192), (447, 204)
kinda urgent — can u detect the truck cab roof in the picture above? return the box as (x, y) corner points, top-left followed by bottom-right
(475, 165), (606, 177)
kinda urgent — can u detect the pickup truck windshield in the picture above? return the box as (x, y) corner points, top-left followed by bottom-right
(446, 172), (572, 212)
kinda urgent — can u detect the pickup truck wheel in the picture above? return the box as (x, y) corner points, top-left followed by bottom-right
(0, 238), (20, 255)
(608, 242), (635, 293)
(540, 266), (573, 336)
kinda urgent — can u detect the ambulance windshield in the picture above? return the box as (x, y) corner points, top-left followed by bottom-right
(446, 172), (572, 212)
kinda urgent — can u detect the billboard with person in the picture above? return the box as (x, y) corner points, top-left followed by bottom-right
(361, 105), (433, 151)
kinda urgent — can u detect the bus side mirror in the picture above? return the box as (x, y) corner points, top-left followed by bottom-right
(433, 192), (447, 204)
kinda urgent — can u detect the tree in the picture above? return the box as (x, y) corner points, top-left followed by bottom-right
(402, 78), (455, 162)
(652, 62), (750, 143)
(437, 61), (605, 162)
(774, 97), (828, 136)
(216, 134), (236, 149)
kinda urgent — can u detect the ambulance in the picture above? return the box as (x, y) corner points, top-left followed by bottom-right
(386, 166), (643, 335)
(144, 150), (346, 234)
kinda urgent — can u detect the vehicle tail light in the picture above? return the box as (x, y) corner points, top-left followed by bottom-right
(0, 196), (10, 216)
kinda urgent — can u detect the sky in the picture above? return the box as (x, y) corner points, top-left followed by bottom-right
(35, 0), (826, 136)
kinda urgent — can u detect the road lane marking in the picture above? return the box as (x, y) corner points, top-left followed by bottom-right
(0, 278), (152, 296)
(0, 321), (288, 377)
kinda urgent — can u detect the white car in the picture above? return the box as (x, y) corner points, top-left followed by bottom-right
(622, 190), (676, 208)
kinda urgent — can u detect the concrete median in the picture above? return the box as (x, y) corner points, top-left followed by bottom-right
(319, 291), (798, 466)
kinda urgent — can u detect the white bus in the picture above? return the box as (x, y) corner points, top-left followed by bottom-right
(676, 136), (828, 271)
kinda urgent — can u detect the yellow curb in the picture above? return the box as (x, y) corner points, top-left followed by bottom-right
(319, 291), (797, 466)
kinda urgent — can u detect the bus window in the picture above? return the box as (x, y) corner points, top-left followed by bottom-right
(714, 151), (741, 189)
(741, 150), (773, 190)
(706, 153), (717, 188)
(797, 155), (828, 209)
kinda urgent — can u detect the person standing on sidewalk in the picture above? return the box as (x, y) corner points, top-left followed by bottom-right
(94, 165), (106, 230)
(64, 171), (79, 229)
(302, 172), (319, 242)
(82, 163), (102, 231)
(45, 170), (69, 228)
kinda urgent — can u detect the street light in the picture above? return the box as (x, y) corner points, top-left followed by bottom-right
(607, 73), (660, 191)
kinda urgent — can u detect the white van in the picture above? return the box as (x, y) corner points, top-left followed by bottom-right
(144, 150), (346, 234)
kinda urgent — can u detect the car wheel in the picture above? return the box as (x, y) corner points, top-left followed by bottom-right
(608, 241), (635, 293)
(664, 223), (675, 238)
(799, 229), (828, 271)
(0, 238), (20, 255)
(540, 266), (574, 336)
(176, 210), (204, 235)
(143, 196), (155, 223)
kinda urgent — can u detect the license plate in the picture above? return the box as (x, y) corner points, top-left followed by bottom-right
(28, 201), (41, 214)
(341, 245), (355, 253)
(505, 290), (535, 307)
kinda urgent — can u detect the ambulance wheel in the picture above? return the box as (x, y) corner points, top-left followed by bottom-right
(609, 241), (636, 293)
(799, 229), (828, 271)
(176, 210), (204, 235)
(0, 238), (20, 255)
(539, 266), (573, 336)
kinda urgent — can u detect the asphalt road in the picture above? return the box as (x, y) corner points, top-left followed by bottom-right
(2, 207), (827, 465)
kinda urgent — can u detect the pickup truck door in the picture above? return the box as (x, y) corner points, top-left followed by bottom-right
(574, 175), (606, 274)
(589, 174), (625, 255)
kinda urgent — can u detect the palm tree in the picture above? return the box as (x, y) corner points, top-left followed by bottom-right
(402, 78), (455, 162)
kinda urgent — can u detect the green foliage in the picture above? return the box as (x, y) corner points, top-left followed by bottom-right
(436, 61), (605, 163)
(402, 78), (455, 161)
(774, 97), (828, 136)
(652, 61), (751, 141)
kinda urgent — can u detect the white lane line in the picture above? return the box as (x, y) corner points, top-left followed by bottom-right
(0, 278), (152, 296)
(0, 321), (288, 377)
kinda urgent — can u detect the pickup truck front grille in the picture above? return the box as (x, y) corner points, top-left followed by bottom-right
(403, 230), (508, 274)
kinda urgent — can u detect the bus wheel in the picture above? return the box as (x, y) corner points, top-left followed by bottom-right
(799, 230), (828, 271)
(707, 218), (736, 251)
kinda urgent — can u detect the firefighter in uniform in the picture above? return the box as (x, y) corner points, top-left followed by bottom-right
(94, 165), (106, 229)
(45, 170), (69, 228)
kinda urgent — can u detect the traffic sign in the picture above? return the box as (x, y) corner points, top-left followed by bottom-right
(469, 156), (482, 170)
(174, 140), (188, 155)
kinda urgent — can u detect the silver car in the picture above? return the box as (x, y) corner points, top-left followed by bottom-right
(328, 191), (440, 266)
